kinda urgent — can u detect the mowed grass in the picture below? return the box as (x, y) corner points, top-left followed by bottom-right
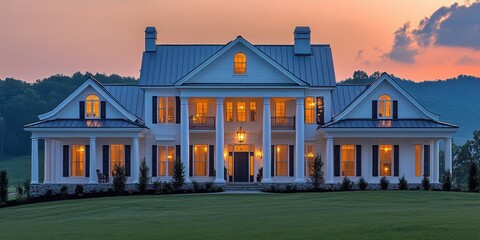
(1, 191), (480, 240)
(0, 154), (43, 193)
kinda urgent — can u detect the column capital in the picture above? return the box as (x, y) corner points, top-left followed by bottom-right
(89, 137), (96, 141)
(263, 97), (271, 104)
(181, 97), (189, 104)
(31, 137), (38, 141)
(133, 137), (139, 141)
(327, 137), (334, 141)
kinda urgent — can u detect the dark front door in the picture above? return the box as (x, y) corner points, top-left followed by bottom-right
(234, 152), (249, 182)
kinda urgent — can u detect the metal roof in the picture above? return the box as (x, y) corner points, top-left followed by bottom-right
(138, 44), (336, 87)
(331, 84), (367, 116)
(104, 85), (145, 120)
(25, 119), (146, 129)
(321, 119), (458, 129)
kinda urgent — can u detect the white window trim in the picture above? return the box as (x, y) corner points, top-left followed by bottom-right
(158, 145), (175, 177)
(340, 144), (356, 177)
(274, 144), (290, 177)
(193, 144), (209, 177)
(413, 144), (424, 178)
(378, 144), (394, 177)
(157, 96), (176, 124)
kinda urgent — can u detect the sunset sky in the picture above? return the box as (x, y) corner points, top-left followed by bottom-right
(1, 0), (479, 82)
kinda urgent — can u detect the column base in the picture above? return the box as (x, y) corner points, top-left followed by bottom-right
(185, 177), (192, 183)
(214, 179), (226, 184)
(31, 180), (39, 184)
(261, 178), (272, 183)
(293, 178), (306, 183)
(88, 180), (98, 184)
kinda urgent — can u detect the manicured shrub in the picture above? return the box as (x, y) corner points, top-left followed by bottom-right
(162, 182), (173, 193)
(256, 167), (263, 182)
(153, 181), (162, 194)
(75, 184), (84, 196)
(15, 185), (24, 200)
(138, 158), (150, 193)
(357, 177), (368, 190)
(285, 184), (297, 193)
(340, 177), (353, 191)
(172, 157), (185, 191)
(205, 182), (214, 192)
(380, 176), (389, 190)
(422, 176), (431, 190)
(442, 170), (452, 191)
(0, 170), (9, 202)
(45, 189), (53, 198)
(468, 162), (479, 192)
(60, 185), (68, 197)
(112, 164), (127, 193)
(192, 181), (200, 192)
(398, 175), (408, 190)
(309, 155), (325, 189)
(23, 178), (31, 199)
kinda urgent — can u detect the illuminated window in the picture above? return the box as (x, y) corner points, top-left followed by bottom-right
(226, 102), (233, 122)
(167, 97), (175, 123)
(234, 52), (246, 74)
(415, 145), (422, 177)
(378, 95), (392, 118)
(194, 145), (208, 176)
(228, 145), (233, 177)
(71, 145), (85, 176)
(237, 102), (246, 122)
(341, 145), (355, 176)
(276, 145), (288, 176)
(305, 144), (315, 176)
(158, 97), (166, 123)
(305, 97), (315, 124)
(250, 152), (255, 177)
(110, 145), (125, 175)
(158, 97), (175, 123)
(380, 145), (392, 176)
(158, 146), (175, 177)
(249, 102), (257, 122)
(193, 101), (208, 124)
(274, 101), (286, 124)
(86, 95), (100, 118)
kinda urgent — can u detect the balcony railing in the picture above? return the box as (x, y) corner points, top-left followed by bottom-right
(189, 115), (215, 130)
(271, 116), (295, 130)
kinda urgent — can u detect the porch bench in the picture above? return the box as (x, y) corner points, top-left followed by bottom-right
(96, 169), (109, 183)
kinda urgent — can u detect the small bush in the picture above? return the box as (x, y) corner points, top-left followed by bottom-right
(380, 176), (389, 190)
(138, 158), (150, 193)
(162, 182), (173, 193)
(45, 189), (53, 198)
(171, 157), (185, 191)
(75, 184), (84, 196)
(422, 176), (431, 190)
(23, 178), (31, 199)
(192, 181), (200, 192)
(112, 164), (127, 193)
(340, 176), (353, 191)
(153, 181), (162, 193)
(0, 170), (9, 202)
(442, 170), (452, 191)
(308, 155), (325, 189)
(15, 185), (24, 200)
(398, 175), (408, 190)
(285, 184), (297, 193)
(468, 162), (479, 192)
(60, 185), (68, 196)
(357, 177), (368, 190)
(256, 167), (263, 182)
(205, 182), (214, 192)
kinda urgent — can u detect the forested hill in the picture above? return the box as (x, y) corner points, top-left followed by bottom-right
(342, 71), (480, 143)
(0, 72), (136, 156)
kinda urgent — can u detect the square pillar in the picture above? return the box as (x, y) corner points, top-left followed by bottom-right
(131, 137), (139, 183)
(50, 140), (57, 183)
(326, 137), (334, 183)
(215, 97), (226, 183)
(31, 137), (39, 184)
(44, 139), (51, 184)
(180, 97), (191, 183)
(294, 97), (305, 183)
(89, 137), (97, 183)
(262, 97), (272, 183)
(433, 140), (440, 183)
(445, 138), (453, 173)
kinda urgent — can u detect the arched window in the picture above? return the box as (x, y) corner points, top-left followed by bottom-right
(234, 52), (246, 74)
(378, 94), (392, 118)
(86, 94), (100, 118)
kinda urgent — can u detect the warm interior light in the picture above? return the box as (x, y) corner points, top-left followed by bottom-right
(257, 149), (263, 159)
(236, 126), (246, 143)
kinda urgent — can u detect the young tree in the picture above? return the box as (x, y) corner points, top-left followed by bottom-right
(308, 155), (325, 189)
(112, 164), (127, 193)
(0, 170), (8, 202)
(442, 170), (452, 191)
(468, 162), (479, 192)
(138, 158), (150, 193)
(172, 157), (185, 191)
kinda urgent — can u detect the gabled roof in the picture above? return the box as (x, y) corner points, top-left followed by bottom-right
(331, 84), (367, 116)
(104, 85), (145, 120)
(139, 37), (336, 87)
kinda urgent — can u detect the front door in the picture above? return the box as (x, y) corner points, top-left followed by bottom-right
(234, 152), (249, 182)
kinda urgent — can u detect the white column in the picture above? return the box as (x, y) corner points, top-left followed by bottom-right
(326, 137), (334, 183)
(433, 140), (440, 183)
(262, 97), (272, 183)
(131, 137), (140, 183)
(445, 138), (453, 173)
(294, 97), (305, 183)
(50, 140), (56, 183)
(89, 137), (97, 184)
(429, 140), (435, 181)
(180, 97), (191, 183)
(31, 137), (39, 184)
(44, 139), (51, 184)
(215, 97), (226, 183)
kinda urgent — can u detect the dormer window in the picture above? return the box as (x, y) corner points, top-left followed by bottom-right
(234, 52), (246, 74)
(86, 94), (100, 118)
(378, 95), (392, 118)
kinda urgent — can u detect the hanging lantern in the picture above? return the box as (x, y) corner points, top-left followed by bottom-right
(237, 126), (246, 143)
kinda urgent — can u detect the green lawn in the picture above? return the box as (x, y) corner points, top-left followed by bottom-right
(1, 191), (480, 239)
(0, 154), (43, 192)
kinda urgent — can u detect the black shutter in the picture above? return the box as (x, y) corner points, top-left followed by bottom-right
(372, 100), (378, 119)
(176, 96), (181, 124)
(372, 145), (379, 177)
(394, 145), (399, 176)
(125, 145), (131, 177)
(152, 145), (157, 177)
(103, 145), (109, 177)
(316, 97), (325, 125)
(356, 145), (362, 177)
(334, 145), (340, 177)
(209, 145), (215, 176)
(63, 145), (69, 177)
(79, 101), (85, 119)
(100, 101), (106, 119)
(424, 145), (430, 177)
(271, 145), (275, 177)
(175, 145), (181, 161)
(189, 145), (193, 177)
(393, 100), (398, 119)
(85, 145), (90, 177)
(152, 96), (158, 124)
(289, 145), (294, 177)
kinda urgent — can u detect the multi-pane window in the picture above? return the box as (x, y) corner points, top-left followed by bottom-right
(86, 95), (100, 118)
(194, 145), (208, 176)
(341, 145), (355, 176)
(276, 145), (288, 176)
(249, 102), (257, 122)
(158, 146), (175, 177)
(275, 101), (286, 124)
(196, 101), (207, 117)
(71, 145), (85, 176)
(237, 102), (246, 122)
(305, 97), (315, 124)
(234, 52), (246, 74)
(110, 145), (125, 175)
(226, 102), (233, 122)
(158, 97), (175, 123)
(305, 144), (315, 176)
(380, 145), (392, 176)
(378, 95), (392, 118)
(415, 145), (422, 177)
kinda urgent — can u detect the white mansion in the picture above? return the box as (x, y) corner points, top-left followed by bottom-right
(25, 26), (457, 185)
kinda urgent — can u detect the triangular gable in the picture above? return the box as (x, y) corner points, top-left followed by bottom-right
(332, 73), (439, 121)
(38, 76), (139, 122)
(174, 36), (308, 87)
